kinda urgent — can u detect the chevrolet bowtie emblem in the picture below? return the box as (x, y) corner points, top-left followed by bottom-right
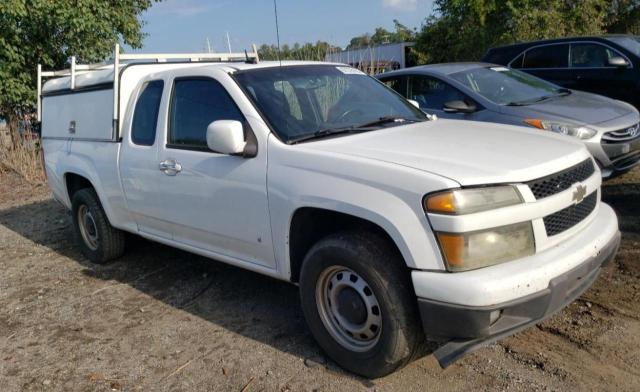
(572, 185), (587, 204)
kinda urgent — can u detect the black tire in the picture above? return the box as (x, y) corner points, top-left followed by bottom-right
(71, 188), (125, 264)
(299, 231), (424, 378)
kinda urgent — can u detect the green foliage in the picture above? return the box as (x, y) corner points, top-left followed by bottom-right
(0, 0), (158, 119)
(347, 20), (418, 49)
(415, 0), (614, 63)
(258, 41), (340, 61)
(415, 0), (640, 63)
(608, 0), (640, 34)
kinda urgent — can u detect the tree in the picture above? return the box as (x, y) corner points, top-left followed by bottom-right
(415, 0), (640, 64)
(0, 0), (159, 134)
(608, 0), (640, 34)
(258, 41), (340, 61)
(347, 20), (418, 49)
(415, 0), (607, 63)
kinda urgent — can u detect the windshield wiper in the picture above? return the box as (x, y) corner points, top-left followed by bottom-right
(287, 127), (369, 144)
(506, 88), (572, 106)
(505, 95), (554, 106)
(353, 116), (423, 129)
(554, 88), (572, 96)
(287, 116), (424, 144)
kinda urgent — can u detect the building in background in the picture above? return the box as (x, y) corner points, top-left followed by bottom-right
(325, 42), (416, 74)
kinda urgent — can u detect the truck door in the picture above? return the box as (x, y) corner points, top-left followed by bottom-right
(154, 71), (275, 269)
(119, 79), (172, 239)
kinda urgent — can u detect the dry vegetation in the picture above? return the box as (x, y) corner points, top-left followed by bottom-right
(0, 124), (45, 184)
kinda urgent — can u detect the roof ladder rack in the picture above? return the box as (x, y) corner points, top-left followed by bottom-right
(37, 43), (260, 126)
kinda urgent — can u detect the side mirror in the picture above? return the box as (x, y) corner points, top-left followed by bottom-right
(608, 56), (629, 68)
(206, 120), (246, 155)
(443, 100), (477, 113)
(407, 99), (420, 109)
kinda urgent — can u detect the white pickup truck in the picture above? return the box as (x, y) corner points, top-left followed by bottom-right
(39, 47), (621, 378)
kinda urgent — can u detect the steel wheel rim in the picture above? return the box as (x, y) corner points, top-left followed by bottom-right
(77, 205), (98, 251)
(315, 266), (382, 352)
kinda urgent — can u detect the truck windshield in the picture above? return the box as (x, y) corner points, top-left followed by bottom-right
(233, 65), (426, 143)
(450, 66), (567, 106)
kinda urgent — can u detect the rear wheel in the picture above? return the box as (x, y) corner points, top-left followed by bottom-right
(71, 188), (125, 264)
(299, 231), (423, 378)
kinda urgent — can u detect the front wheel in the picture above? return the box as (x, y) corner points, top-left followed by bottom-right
(299, 231), (423, 378)
(71, 188), (125, 264)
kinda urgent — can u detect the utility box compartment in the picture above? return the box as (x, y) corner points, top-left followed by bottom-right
(41, 87), (115, 140)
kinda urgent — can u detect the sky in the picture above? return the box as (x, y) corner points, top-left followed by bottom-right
(131, 0), (436, 53)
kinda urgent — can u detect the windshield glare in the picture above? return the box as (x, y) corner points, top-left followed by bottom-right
(607, 36), (640, 56)
(234, 65), (426, 142)
(450, 67), (562, 105)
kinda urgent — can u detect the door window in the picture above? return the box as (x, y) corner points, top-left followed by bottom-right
(382, 77), (405, 95)
(522, 44), (569, 69)
(169, 78), (244, 149)
(131, 80), (164, 146)
(510, 53), (524, 69)
(408, 75), (466, 110)
(570, 43), (619, 68)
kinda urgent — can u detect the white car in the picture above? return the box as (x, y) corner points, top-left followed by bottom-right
(39, 47), (620, 378)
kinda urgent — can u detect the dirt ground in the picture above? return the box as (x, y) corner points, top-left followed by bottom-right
(1, 168), (639, 392)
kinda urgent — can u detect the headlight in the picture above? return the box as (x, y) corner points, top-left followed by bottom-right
(524, 119), (597, 140)
(437, 222), (535, 271)
(424, 186), (522, 215)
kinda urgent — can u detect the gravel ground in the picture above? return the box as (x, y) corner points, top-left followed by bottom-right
(1, 168), (639, 391)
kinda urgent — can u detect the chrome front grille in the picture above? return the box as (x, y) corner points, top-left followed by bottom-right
(543, 192), (597, 236)
(527, 159), (595, 200)
(602, 123), (640, 143)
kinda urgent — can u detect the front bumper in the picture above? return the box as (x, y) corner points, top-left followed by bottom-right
(412, 204), (621, 367)
(594, 134), (640, 178)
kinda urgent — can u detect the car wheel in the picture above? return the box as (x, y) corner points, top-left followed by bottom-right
(71, 188), (125, 264)
(299, 231), (423, 378)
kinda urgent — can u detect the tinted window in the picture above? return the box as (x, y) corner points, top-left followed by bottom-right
(523, 44), (569, 68)
(408, 75), (467, 110)
(131, 81), (163, 146)
(570, 43), (619, 68)
(510, 53), (524, 69)
(382, 77), (405, 95)
(169, 78), (244, 148)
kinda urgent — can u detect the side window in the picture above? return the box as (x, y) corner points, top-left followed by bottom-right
(408, 75), (466, 110)
(522, 44), (569, 69)
(131, 80), (164, 146)
(510, 53), (524, 69)
(382, 77), (405, 95)
(570, 43), (619, 68)
(169, 78), (244, 149)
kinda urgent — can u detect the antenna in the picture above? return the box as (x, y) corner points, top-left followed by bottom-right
(273, 0), (282, 66)
(226, 32), (232, 53)
(206, 37), (212, 53)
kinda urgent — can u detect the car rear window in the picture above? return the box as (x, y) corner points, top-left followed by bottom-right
(131, 80), (164, 146)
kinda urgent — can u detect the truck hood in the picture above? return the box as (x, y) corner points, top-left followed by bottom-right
(500, 90), (636, 126)
(301, 120), (590, 186)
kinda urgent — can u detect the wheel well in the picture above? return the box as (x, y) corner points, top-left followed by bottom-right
(65, 173), (94, 200)
(289, 207), (404, 283)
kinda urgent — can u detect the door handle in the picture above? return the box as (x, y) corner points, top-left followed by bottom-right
(159, 159), (182, 176)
